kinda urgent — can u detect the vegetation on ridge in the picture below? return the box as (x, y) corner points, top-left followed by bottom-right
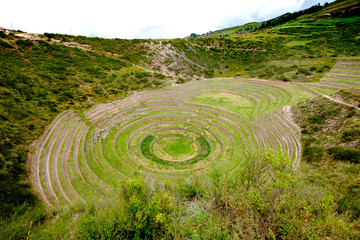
(293, 92), (360, 221)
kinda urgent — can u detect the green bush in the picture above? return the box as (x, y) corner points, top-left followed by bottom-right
(44, 32), (56, 39)
(303, 145), (324, 163)
(258, 67), (274, 79)
(307, 107), (340, 124)
(204, 69), (214, 78)
(327, 146), (360, 163)
(15, 39), (33, 48)
(341, 128), (360, 142)
(2, 151), (358, 239)
(0, 31), (6, 38)
(337, 196), (360, 221)
(77, 176), (175, 240)
(153, 73), (166, 79)
(0, 39), (13, 49)
(176, 77), (186, 84)
(297, 67), (311, 75)
(276, 74), (290, 82)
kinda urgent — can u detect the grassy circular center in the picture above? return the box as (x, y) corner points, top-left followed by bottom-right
(152, 136), (199, 161)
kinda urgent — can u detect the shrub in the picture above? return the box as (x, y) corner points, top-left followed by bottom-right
(276, 74), (290, 82)
(0, 31), (6, 38)
(176, 77), (186, 84)
(0, 39), (13, 49)
(204, 69), (214, 78)
(297, 67), (311, 75)
(346, 109), (356, 118)
(303, 145), (324, 163)
(4, 151), (359, 239)
(15, 39), (33, 48)
(44, 32), (56, 39)
(167, 150), (355, 239)
(341, 128), (360, 142)
(337, 196), (360, 221)
(78, 176), (175, 239)
(327, 146), (360, 163)
(153, 73), (166, 79)
(258, 67), (274, 79)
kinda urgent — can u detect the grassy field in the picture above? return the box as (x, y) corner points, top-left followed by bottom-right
(30, 64), (360, 206)
(10, 76), (357, 239)
(29, 78), (318, 206)
(152, 135), (199, 161)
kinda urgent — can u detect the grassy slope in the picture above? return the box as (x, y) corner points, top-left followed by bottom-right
(203, 22), (262, 37)
(171, 1), (360, 81)
(199, 0), (360, 36)
(3, 151), (359, 239)
(0, 35), (169, 217)
(163, 36), (337, 81)
(193, 0), (360, 81)
(293, 91), (360, 220)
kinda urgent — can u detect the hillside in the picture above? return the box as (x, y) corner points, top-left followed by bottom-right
(198, 0), (360, 37)
(1, 0), (360, 239)
(0, 34), (172, 218)
(293, 90), (360, 220)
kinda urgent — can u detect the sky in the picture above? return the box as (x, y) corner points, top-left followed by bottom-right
(1, 0), (335, 39)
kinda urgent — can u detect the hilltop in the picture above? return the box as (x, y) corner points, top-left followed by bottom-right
(197, 0), (360, 37)
(1, 0), (360, 239)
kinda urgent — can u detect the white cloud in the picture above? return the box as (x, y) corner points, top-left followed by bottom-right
(0, 0), (334, 39)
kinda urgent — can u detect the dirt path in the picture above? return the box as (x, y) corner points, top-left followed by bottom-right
(323, 95), (360, 110)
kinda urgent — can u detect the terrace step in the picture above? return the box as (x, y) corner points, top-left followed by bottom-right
(32, 79), (304, 206)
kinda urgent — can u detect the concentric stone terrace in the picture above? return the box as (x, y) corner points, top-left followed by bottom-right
(32, 79), (309, 206)
(304, 57), (360, 91)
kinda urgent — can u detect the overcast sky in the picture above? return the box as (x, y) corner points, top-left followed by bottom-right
(1, 0), (334, 39)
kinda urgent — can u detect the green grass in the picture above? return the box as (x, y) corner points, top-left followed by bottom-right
(3, 150), (359, 239)
(188, 92), (255, 121)
(293, 94), (360, 220)
(285, 40), (312, 46)
(153, 136), (198, 160)
(300, 84), (338, 95)
(29, 78), (317, 206)
(139, 129), (211, 168)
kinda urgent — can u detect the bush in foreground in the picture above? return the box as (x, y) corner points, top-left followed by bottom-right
(2, 150), (358, 239)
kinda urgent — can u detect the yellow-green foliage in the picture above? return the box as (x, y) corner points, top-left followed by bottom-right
(293, 93), (360, 221)
(2, 151), (358, 239)
(0, 36), (167, 218)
